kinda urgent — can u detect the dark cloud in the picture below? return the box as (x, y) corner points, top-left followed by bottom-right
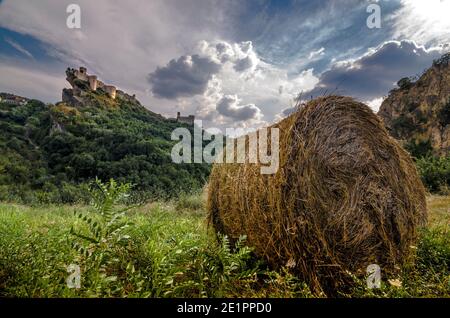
(217, 95), (261, 121)
(216, 42), (231, 54)
(303, 40), (443, 101)
(281, 106), (297, 117)
(148, 54), (221, 99)
(234, 56), (254, 72)
(275, 104), (301, 121)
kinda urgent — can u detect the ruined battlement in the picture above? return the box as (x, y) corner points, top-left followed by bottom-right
(176, 112), (195, 125)
(62, 67), (144, 108)
(65, 67), (117, 99)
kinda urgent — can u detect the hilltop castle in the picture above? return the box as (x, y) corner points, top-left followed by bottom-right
(176, 112), (195, 125)
(65, 67), (117, 99)
(62, 67), (140, 107)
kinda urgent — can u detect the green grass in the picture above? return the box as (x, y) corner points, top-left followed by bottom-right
(0, 196), (448, 298)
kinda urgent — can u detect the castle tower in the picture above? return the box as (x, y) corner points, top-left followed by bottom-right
(75, 67), (88, 81)
(88, 75), (98, 91)
(176, 112), (195, 125)
(104, 85), (117, 99)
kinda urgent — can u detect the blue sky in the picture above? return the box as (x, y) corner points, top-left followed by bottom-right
(0, 0), (449, 130)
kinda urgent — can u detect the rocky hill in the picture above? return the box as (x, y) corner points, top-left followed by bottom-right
(378, 53), (450, 157)
(0, 69), (208, 204)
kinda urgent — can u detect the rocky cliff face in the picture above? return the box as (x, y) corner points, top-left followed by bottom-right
(378, 53), (450, 156)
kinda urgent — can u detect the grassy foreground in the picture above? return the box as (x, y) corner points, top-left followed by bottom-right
(0, 194), (448, 298)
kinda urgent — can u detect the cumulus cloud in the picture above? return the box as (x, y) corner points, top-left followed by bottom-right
(148, 55), (221, 99)
(197, 40), (259, 73)
(216, 95), (262, 121)
(392, 0), (450, 46)
(0, 0), (231, 111)
(148, 39), (318, 128)
(365, 97), (385, 112)
(5, 0), (445, 132)
(234, 56), (254, 72)
(303, 40), (444, 102)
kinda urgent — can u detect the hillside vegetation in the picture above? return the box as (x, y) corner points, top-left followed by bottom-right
(0, 92), (209, 204)
(378, 53), (450, 156)
(378, 53), (450, 193)
(0, 180), (448, 298)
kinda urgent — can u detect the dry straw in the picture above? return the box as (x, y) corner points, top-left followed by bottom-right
(207, 96), (427, 295)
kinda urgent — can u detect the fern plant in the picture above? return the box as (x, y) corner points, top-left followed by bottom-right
(69, 178), (136, 294)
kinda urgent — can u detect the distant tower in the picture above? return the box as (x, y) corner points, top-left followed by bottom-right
(176, 112), (195, 125)
(104, 85), (117, 99)
(88, 75), (98, 91)
(75, 67), (88, 81)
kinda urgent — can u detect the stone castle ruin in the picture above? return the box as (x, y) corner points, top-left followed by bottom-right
(62, 67), (195, 125)
(62, 67), (140, 107)
(176, 112), (195, 125)
(64, 67), (116, 100)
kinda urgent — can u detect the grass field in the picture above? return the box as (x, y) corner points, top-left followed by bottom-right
(0, 194), (448, 298)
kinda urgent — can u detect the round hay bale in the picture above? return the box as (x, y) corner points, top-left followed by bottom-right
(207, 96), (427, 295)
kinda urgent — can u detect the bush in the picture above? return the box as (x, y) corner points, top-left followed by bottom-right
(391, 115), (416, 137)
(397, 77), (413, 90)
(416, 156), (450, 193)
(405, 139), (433, 159)
(439, 99), (450, 127)
(68, 180), (262, 297)
(175, 192), (205, 211)
(0, 94), (211, 205)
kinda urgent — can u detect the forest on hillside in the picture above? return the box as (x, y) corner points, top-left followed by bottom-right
(0, 95), (210, 204)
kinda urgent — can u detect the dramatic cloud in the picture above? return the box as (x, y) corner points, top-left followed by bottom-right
(1, 0), (449, 131)
(303, 40), (443, 102)
(365, 97), (385, 112)
(198, 40), (259, 73)
(234, 56), (254, 72)
(148, 55), (221, 99)
(150, 39), (318, 127)
(0, 0), (231, 108)
(216, 95), (262, 121)
(392, 0), (450, 46)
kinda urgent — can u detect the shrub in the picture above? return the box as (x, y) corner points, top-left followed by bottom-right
(439, 99), (450, 127)
(175, 192), (204, 212)
(405, 139), (433, 159)
(433, 53), (450, 67)
(416, 156), (450, 193)
(391, 115), (416, 137)
(69, 178), (137, 296)
(397, 77), (413, 90)
(66, 181), (264, 297)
